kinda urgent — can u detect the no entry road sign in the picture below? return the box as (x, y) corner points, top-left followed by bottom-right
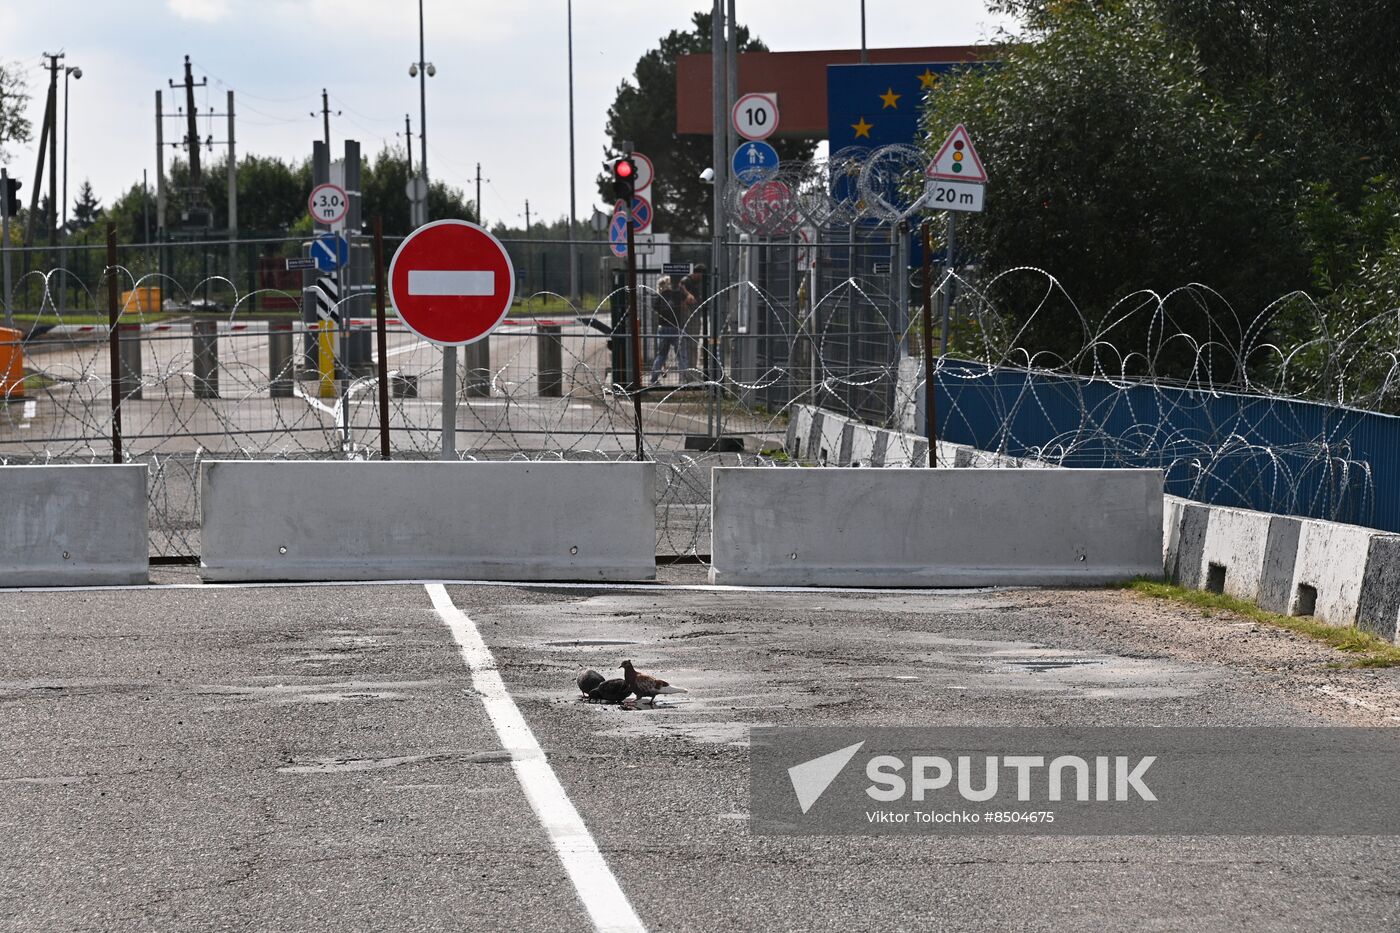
(388, 220), (516, 346)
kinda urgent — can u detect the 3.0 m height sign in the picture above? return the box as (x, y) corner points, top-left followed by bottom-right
(307, 183), (348, 225)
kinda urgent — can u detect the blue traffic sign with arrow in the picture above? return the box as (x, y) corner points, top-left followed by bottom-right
(733, 140), (779, 186)
(312, 233), (349, 272)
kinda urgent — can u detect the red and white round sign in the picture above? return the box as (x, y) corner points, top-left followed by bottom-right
(307, 183), (348, 225)
(388, 220), (516, 346)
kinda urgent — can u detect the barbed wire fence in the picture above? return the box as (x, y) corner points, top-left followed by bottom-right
(4, 144), (1400, 562)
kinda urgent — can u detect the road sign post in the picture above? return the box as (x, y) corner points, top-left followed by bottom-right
(388, 220), (517, 459)
(624, 197), (645, 460)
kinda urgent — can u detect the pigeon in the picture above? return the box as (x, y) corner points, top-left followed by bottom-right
(576, 668), (605, 695)
(586, 678), (634, 703)
(620, 659), (688, 704)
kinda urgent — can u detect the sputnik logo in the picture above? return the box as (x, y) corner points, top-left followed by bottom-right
(787, 741), (865, 814)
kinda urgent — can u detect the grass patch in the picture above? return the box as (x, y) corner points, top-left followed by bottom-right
(1128, 578), (1400, 668)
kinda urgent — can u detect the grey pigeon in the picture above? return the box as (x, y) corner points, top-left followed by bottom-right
(586, 678), (633, 703)
(621, 659), (688, 704)
(576, 668), (605, 695)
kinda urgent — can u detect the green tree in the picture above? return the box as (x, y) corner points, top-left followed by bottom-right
(69, 179), (102, 231)
(0, 60), (30, 162)
(924, 0), (1305, 375)
(600, 10), (817, 239)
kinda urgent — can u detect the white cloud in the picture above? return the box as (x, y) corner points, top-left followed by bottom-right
(166, 0), (231, 22)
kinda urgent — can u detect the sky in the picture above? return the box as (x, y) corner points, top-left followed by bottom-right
(1, 0), (1016, 229)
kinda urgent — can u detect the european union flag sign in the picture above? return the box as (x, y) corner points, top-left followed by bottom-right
(826, 62), (966, 150)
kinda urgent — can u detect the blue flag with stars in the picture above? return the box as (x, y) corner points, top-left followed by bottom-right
(826, 62), (967, 150)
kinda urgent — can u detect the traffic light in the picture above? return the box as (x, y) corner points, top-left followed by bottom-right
(611, 157), (637, 204)
(2, 177), (19, 218)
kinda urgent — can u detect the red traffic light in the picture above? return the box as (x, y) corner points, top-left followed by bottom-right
(615, 159), (635, 178)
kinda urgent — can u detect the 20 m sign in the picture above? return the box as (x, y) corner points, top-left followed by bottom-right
(925, 179), (984, 214)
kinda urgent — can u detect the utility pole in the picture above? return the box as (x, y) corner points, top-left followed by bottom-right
(167, 54), (211, 230)
(23, 52), (59, 249)
(47, 53), (60, 248)
(417, 0), (429, 214)
(179, 56), (204, 184)
(227, 90), (238, 286)
(566, 0), (579, 301)
(475, 163), (482, 226)
(2, 167), (13, 329)
(154, 91), (166, 249)
(860, 0), (869, 63)
(524, 199), (531, 233)
(315, 88), (338, 150)
(403, 114), (413, 176)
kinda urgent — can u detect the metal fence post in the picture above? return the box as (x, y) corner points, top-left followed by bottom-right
(463, 338), (491, 398)
(118, 323), (143, 402)
(193, 320), (219, 399)
(538, 323), (563, 397)
(268, 321), (294, 398)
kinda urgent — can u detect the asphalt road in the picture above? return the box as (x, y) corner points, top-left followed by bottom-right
(2, 576), (1398, 932)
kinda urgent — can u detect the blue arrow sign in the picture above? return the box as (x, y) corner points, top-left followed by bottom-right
(312, 233), (349, 272)
(733, 140), (779, 186)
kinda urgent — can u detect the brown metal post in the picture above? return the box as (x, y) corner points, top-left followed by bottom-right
(921, 220), (936, 468)
(105, 223), (123, 463)
(373, 217), (391, 460)
(625, 208), (645, 460)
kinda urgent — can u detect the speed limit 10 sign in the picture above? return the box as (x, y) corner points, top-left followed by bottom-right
(732, 92), (779, 141)
(308, 183), (349, 226)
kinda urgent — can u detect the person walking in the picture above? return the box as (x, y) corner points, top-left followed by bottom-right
(650, 276), (689, 385)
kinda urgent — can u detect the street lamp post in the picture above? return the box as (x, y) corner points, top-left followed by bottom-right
(60, 63), (81, 314)
(408, 0), (434, 228)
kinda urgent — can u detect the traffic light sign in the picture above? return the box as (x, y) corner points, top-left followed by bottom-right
(611, 157), (637, 205)
(2, 177), (20, 218)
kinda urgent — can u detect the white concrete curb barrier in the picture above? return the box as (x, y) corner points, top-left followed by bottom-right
(200, 461), (656, 582)
(710, 467), (1164, 586)
(0, 464), (148, 586)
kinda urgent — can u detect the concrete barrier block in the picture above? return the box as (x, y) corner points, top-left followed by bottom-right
(1162, 495), (1187, 578)
(1196, 505), (1276, 603)
(711, 467), (1163, 587)
(1258, 516), (1303, 614)
(838, 422), (855, 465)
(1355, 536), (1400, 642)
(1169, 504), (1210, 588)
(1289, 520), (1400, 626)
(847, 423), (881, 467)
(808, 412), (845, 465)
(786, 405), (814, 458)
(200, 461), (656, 583)
(0, 464), (148, 586)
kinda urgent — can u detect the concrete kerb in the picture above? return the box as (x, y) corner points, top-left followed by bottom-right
(199, 460), (657, 583)
(710, 467), (1165, 587)
(0, 464), (149, 586)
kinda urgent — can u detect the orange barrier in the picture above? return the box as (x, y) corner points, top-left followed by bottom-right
(0, 327), (22, 399)
(120, 286), (161, 314)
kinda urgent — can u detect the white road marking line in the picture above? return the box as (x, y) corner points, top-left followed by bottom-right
(424, 583), (648, 933)
(409, 270), (493, 296)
